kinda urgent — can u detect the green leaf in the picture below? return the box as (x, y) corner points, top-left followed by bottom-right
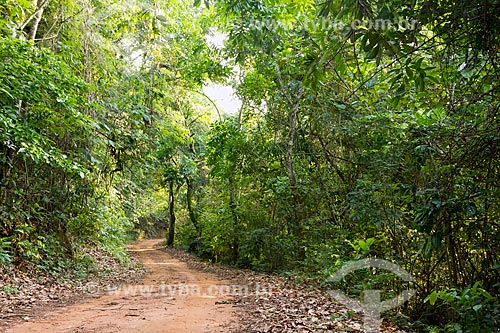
(156, 15), (168, 22)
(425, 291), (439, 305)
(0, 87), (14, 100)
(460, 67), (476, 79)
(365, 44), (380, 60)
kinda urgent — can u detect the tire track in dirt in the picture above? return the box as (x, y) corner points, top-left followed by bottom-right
(5, 239), (238, 333)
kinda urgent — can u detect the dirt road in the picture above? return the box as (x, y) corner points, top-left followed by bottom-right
(5, 239), (238, 333)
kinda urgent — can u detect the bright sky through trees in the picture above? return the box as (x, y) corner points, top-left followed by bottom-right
(204, 31), (241, 115)
(203, 84), (241, 115)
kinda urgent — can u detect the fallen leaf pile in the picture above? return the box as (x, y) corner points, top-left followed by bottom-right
(166, 248), (405, 333)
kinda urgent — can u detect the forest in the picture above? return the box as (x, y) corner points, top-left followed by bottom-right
(1, 0), (499, 331)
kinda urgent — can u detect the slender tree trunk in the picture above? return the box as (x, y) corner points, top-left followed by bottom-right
(29, 0), (49, 42)
(237, 100), (244, 129)
(285, 103), (305, 261)
(229, 174), (239, 262)
(167, 180), (176, 247)
(228, 103), (245, 263)
(275, 64), (306, 261)
(186, 177), (200, 237)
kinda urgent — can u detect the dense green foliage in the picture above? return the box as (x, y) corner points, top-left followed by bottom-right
(195, 0), (500, 330)
(0, 0), (224, 263)
(1, 0), (499, 331)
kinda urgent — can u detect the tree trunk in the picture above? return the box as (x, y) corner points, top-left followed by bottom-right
(275, 63), (306, 261)
(29, 0), (49, 42)
(166, 180), (176, 247)
(186, 177), (200, 237)
(285, 102), (306, 261)
(229, 174), (239, 262)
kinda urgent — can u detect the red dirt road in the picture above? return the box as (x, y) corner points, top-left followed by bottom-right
(5, 239), (238, 333)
